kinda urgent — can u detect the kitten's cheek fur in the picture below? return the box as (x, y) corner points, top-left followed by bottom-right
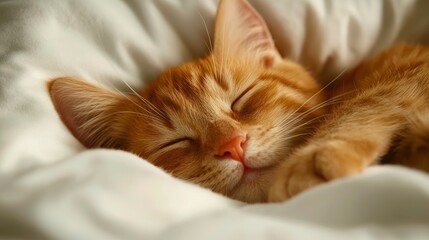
(268, 140), (365, 202)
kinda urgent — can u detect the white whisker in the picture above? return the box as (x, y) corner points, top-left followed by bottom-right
(280, 132), (312, 142)
(109, 83), (166, 123)
(281, 89), (352, 128)
(116, 78), (168, 121)
(283, 69), (348, 125)
(198, 12), (213, 54)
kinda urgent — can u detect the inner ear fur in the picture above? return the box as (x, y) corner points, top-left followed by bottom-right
(48, 77), (132, 149)
(214, 0), (282, 67)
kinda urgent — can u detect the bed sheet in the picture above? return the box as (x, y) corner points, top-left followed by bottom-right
(1, 0), (429, 239)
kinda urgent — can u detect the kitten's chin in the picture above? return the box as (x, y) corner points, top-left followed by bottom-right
(228, 166), (276, 203)
(241, 166), (271, 183)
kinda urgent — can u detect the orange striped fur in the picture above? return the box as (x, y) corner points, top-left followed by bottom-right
(48, 0), (429, 203)
(269, 44), (429, 202)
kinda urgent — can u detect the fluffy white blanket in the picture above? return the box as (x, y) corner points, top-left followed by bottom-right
(1, 0), (429, 239)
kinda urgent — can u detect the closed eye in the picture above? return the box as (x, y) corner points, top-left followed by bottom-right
(159, 137), (193, 150)
(231, 84), (255, 110)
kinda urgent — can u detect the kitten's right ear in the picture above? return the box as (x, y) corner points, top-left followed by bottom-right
(214, 0), (282, 67)
(48, 77), (128, 149)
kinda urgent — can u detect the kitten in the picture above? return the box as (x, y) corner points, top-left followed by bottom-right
(48, 0), (325, 203)
(48, 0), (429, 203)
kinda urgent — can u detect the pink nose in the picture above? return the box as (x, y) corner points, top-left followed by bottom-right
(216, 135), (246, 162)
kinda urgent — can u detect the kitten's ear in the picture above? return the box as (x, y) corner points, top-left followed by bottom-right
(214, 0), (281, 67)
(48, 77), (128, 149)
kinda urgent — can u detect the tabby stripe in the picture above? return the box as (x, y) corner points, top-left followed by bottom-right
(259, 73), (310, 93)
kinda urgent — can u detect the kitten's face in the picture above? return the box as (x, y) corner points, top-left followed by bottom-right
(127, 56), (323, 202)
(48, 0), (325, 203)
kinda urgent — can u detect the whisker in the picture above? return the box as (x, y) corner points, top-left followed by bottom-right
(118, 79), (168, 121)
(281, 102), (334, 134)
(221, 13), (228, 78)
(279, 90), (356, 141)
(280, 90), (352, 128)
(280, 132), (312, 142)
(283, 69), (348, 124)
(277, 98), (348, 141)
(198, 12), (213, 54)
(280, 115), (325, 137)
(113, 110), (165, 123)
(280, 99), (333, 129)
(109, 84), (166, 123)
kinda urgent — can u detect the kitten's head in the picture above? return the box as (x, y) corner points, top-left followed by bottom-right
(48, 0), (324, 203)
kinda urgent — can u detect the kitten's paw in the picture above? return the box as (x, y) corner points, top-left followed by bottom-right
(268, 140), (365, 202)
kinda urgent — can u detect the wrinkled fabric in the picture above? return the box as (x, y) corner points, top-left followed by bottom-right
(1, 0), (429, 239)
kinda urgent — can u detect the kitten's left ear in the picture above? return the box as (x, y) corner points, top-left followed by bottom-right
(48, 77), (129, 149)
(214, 0), (281, 67)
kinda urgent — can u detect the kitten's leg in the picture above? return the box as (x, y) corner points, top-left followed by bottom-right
(268, 90), (405, 202)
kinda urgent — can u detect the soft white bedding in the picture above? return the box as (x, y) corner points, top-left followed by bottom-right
(1, 0), (429, 239)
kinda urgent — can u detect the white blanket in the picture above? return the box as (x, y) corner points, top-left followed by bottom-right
(1, 0), (429, 239)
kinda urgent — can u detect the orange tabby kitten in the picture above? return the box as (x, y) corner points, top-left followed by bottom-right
(48, 0), (429, 203)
